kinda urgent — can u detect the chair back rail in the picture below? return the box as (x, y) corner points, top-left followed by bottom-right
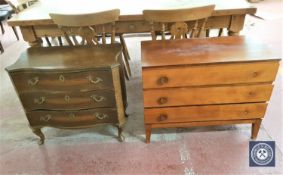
(49, 9), (120, 46)
(143, 5), (215, 40)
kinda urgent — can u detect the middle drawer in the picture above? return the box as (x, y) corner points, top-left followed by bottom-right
(19, 90), (116, 111)
(143, 84), (273, 107)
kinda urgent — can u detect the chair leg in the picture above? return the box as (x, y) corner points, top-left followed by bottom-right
(218, 28), (223, 37)
(58, 36), (63, 46)
(119, 34), (132, 79)
(44, 36), (52, 47)
(0, 40), (4, 53)
(0, 21), (4, 34)
(119, 34), (131, 60)
(206, 29), (210, 37)
(12, 27), (19, 40)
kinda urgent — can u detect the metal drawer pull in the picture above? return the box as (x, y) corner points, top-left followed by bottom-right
(94, 112), (108, 120)
(157, 97), (168, 105)
(34, 97), (46, 104)
(91, 95), (105, 102)
(28, 77), (39, 86)
(157, 76), (169, 85)
(65, 95), (70, 102)
(158, 114), (168, 121)
(40, 114), (51, 122)
(69, 113), (76, 118)
(59, 75), (65, 82)
(87, 76), (103, 84)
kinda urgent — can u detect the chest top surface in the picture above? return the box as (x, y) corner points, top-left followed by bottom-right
(141, 36), (281, 68)
(6, 44), (122, 72)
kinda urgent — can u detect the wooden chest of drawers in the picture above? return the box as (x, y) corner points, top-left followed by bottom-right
(141, 36), (280, 143)
(6, 44), (126, 144)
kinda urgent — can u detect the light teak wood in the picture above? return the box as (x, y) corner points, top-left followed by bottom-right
(143, 84), (273, 107)
(143, 5), (215, 40)
(141, 36), (280, 143)
(6, 44), (126, 144)
(144, 103), (267, 123)
(142, 61), (279, 89)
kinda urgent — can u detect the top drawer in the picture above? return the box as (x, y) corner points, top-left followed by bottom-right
(142, 61), (279, 89)
(10, 70), (114, 92)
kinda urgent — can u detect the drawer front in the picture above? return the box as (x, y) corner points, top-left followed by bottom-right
(144, 103), (268, 124)
(20, 90), (116, 111)
(27, 108), (118, 128)
(143, 84), (273, 107)
(10, 70), (113, 92)
(142, 61), (279, 89)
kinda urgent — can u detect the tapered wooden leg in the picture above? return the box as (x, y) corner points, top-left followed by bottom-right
(119, 34), (132, 79)
(58, 36), (63, 46)
(251, 119), (262, 139)
(119, 34), (131, 60)
(218, 28), (223, 37)
(117, 126), (125, 142)
(0, 41), (4, 53)
(12, 27), (19, 40)
(205, 29), (210, 37)
(44, 36), (52, 47)
(145, 125), (152, 143)
(31, 127), (45, 145)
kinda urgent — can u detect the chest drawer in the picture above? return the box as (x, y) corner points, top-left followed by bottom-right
(27, 108), (118, 128)
(20, 90), (116, 111)
(143, 84), (273, 107)
(142, 61), (279, 89)
(10, 70), (113, 92)
(144, 103), (267, 124)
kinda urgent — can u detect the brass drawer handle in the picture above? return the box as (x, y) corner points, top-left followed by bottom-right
(69, 113), (76, 118)
(87, 76), (103, 84)
(40, 114), (51, 122)
(157, 97), (168, 105)
(28, 77), (39, 86)
(158, 114), (168, 122)
(157, 76), (169, 86)
(59, 75), (65, 82)
(94, 112), (108, 120)
(34, 97), (46, 104)
(91, 95), (105, 102)
(65, 95), (70, 102)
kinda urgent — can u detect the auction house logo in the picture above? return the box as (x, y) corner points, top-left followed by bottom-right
(249, 141), (275, 167)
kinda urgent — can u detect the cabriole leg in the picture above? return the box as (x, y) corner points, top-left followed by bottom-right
(117, 125), (125, 142)
(31, 127), (45, 145)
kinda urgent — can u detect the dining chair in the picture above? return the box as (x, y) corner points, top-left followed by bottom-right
(143, 5), (215, 40)
(49, 9), (131, 80)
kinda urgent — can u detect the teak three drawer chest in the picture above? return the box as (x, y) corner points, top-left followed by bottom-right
(6, 44), (127, 144)
(141, 36), (280, 143)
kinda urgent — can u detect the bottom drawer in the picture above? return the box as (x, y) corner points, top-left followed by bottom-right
(27, 108), (118, 128)
(144, 103), (267, 124)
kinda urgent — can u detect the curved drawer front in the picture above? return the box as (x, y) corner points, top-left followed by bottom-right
(142, 61), (279, 89)
(10, 70), (113, 92)
(144, 103), (268, 124)
(143, 84), (273, 107)
(20, 90), (116, 110)
(27, 108), (118, 127)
